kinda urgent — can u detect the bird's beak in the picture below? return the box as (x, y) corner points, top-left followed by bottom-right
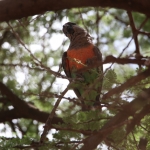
(62, 24), (68, 36)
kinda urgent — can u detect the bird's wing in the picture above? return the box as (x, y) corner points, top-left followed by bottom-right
(92, 46), (103, 103)
(62, 52), (71, 78)
(93, 46), (103, 72)
(62, 52), (82, 98)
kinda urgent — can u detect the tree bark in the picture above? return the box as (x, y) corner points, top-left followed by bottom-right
(0, 0), (150, 22)
(0, 82), (63, 124)
(81, 88), (150, 150)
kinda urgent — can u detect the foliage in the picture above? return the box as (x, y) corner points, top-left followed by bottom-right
(0, 6), (150, 150)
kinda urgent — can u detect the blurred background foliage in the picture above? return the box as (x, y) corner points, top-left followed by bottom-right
(0, 7), (150, 149)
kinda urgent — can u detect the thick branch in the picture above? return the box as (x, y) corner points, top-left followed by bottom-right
(126, 104), (150, 135)
(81, 88), (150, 150)
(0, 0), (150, 22)
(103, 67), (150, 100)
(104, 55), (146, 65)
(0, 82), (63, 124)
(0, 109), (62, 124)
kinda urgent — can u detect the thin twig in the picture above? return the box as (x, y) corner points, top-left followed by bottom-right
(138, 16), (149, 29)
(131, 132), (139, 150)
(40, 83), (71, 143)
(127, 11), (140, 55)
(78, 8), (89, 32)
(118, 15), (149, 58)
(6, 22), (81, 81)
(118, 37), (133, 58)
(140, 125), (150, 133)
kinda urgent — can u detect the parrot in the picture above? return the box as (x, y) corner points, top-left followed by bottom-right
(62, 22), (103, 111)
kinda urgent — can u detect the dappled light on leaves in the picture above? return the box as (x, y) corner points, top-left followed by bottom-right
(0, 5), (150, 150)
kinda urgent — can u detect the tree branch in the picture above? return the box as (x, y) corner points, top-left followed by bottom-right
(40, 84), (69, 143)
(127, 11), (140, 55)
(81, 88), (150, 150)
(0, 0), (150, 22)
(126, 104), (150, 134)
(104, 55), (146, 65)
(103, 67), (150, 100)
(0, 82), (63, 124)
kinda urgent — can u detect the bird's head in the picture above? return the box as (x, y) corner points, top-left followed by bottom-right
(63, 22), (88, 40)
(63, 22), (93, 49)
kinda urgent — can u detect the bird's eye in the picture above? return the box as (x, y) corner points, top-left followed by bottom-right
(67, 26), (74, 34)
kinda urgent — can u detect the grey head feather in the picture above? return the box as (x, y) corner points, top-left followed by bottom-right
(63, 22), (93, 49)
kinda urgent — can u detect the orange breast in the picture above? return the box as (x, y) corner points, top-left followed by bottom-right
(67, 44), (95, 70)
